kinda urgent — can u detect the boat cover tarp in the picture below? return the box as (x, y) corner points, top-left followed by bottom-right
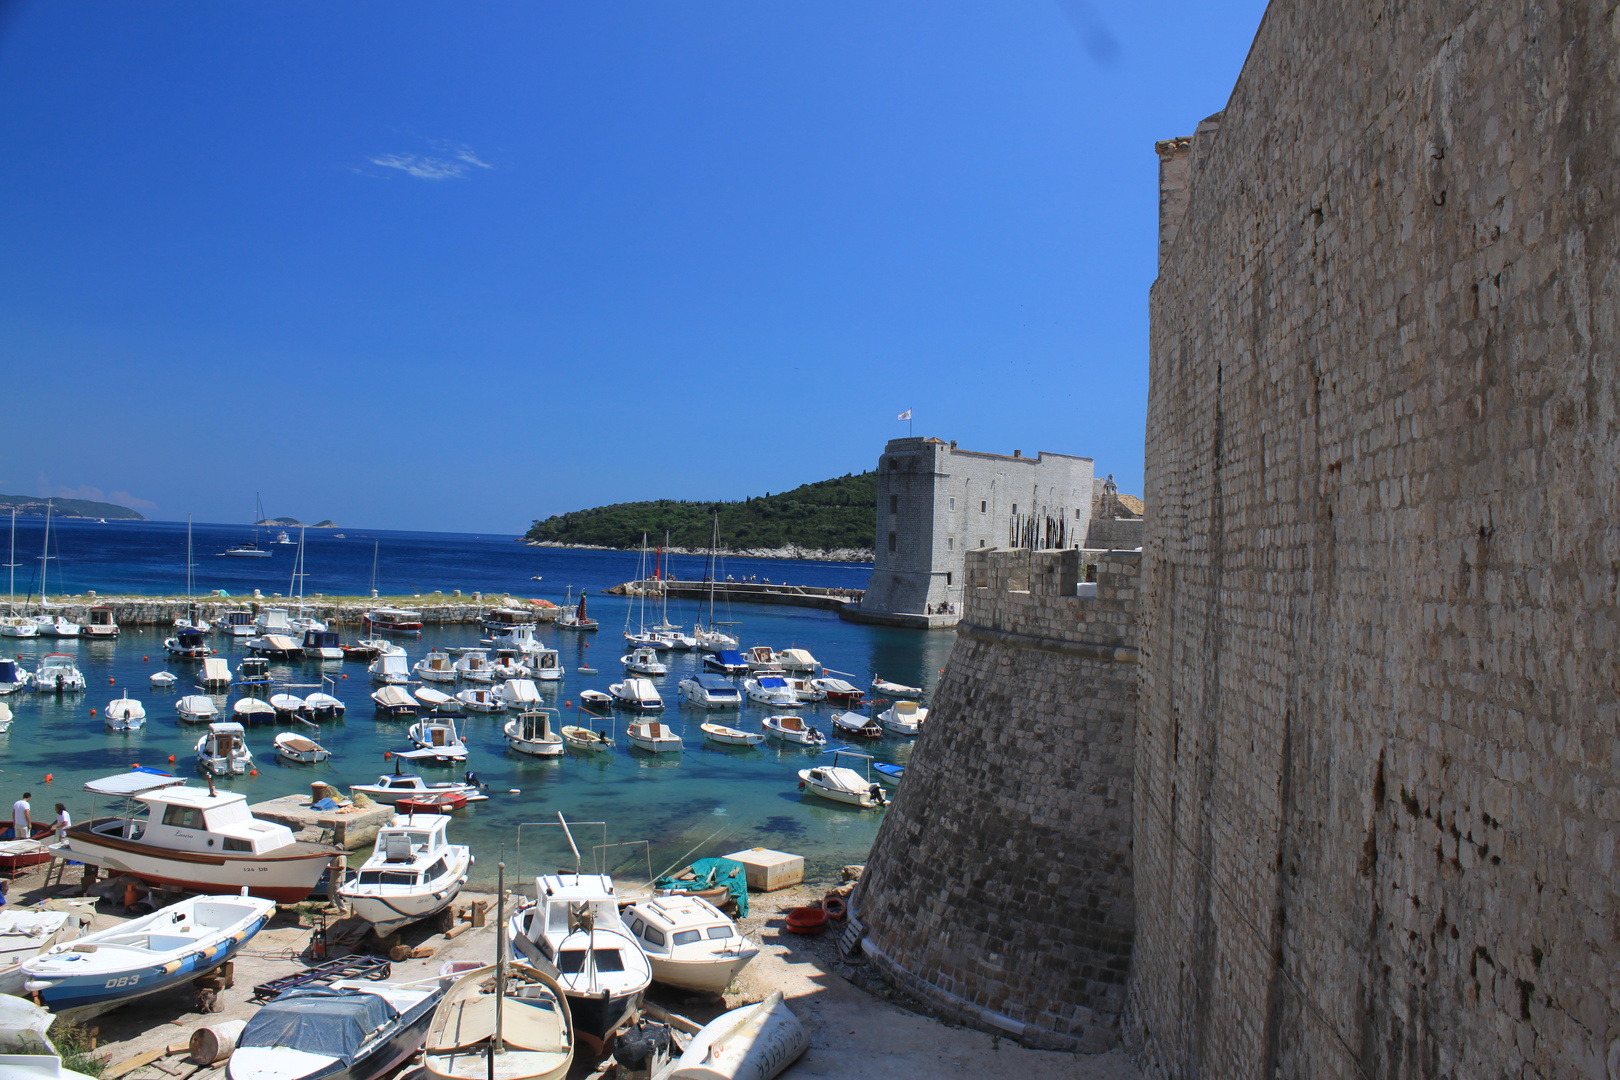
(0, 661), (18, 683)
(241, 986), (398, 1059)
(655, 857), (748, 918)
(83, 770), (187, 797)
(692, 675), (737, 692)
(713, 651), (744, 668)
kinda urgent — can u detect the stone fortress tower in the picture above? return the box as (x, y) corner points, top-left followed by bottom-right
(847, 436), (1098, 627)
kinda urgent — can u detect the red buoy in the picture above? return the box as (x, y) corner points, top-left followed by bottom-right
(90, 709), (97, 716)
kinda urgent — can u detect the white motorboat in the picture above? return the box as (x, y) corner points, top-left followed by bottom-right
(300, 629), (343, 660)
(233, 697), (278, 725)
(762, 714), (826, 746)
(236, 656), (274, 687)
(872, 677), (924, 698)
(703, 649), (749, 675)
(773, 648), (818, 673)
(784, 676), (825, 702)
(373, 684), (419, 717)
(415, 650), (458, 683)
(0, 657), (31, 694)
(423, 961), (574, 1080)
(0, 617), (37, 639)
(556, 588), (599, 631)
(81, 606), (120, 639)
(610, 678), (664, 711)
(414, 686), (464, 715)
(620, 647), (667, 676)
(878, 700), (928, 734)
(626, 719), (683, 753)
(743, 646), (777, 671)
(214, 609), (255, 636)
(700, 723), (763, 747)
(454, 649), (495, 683)
(365, 607), (425, 635)
(0, 702), (10, 733)
(0, 910), (86, 997)
(808, 677), (863, 704)
(798, 750), (889, 808)
(499, 678), (542, 710)
(228, 977), (445, 1080)
(624, 894), (760, 995)
(491, 649), (532, 680)
(405, 718), (469, 762)
(370, 651), (411, 685)
(51, 772), (339, 901)
(148, 670), (177, 689)
(34, 653), (86, 694)
(253, 606), (295, 636)
(274, 732), (331, 763)
(507, 868), (652, 1049)
(339, 812), (471, 934)
(247, 633), (303, 660)
(743, 675), (798, 707)
(103, 693), (145, 732)
(578, 689), (614, 709)
(270, 693), (307, 724)
(197, 721), (252, 776)
(505, 709), (564, 757)
(33, 614), (81, 638)
(623, 631), (668, 651)
(457, 687), (506, 713)
(561, 724), (614, 753)
(678, 674), (743, 709)
(481, 607), (537, 633)
(304, 691), (346, 720)
(164, 627), (213, 659)
(351, 770), (489, 805)
(529, 646), (562, 681)
(199, 657), (233, 688)
(669, 991), (808, 1080)
(176, 694), (220, 723)
(23, 893), (275, 1023)
(655, 630), (698, 650)
(692, 627), (738, 652)
(275, 530), (294, 545)
(830, 710), (884, 739)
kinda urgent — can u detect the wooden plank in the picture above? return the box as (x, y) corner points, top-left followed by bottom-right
(165, 1041), (192, 1056)
(104, 1047), (165, 1079)
(444, 921), (471, 940)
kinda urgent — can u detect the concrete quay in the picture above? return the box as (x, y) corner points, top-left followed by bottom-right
(611, 577), (863, 612)
(22, 594), (560, 628)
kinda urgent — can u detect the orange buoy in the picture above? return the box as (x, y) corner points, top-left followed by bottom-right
(249, 769), (257, 776)
(43, 774), (51, 783)
(131, 764), (139, 769)
(168, 755), (176, 763)
(143, 656), (148, 662)
(342, 674), (348, 680)
(384, 752), (392, 759)
(90, 709), (96, 716)
(109, 677), (115, 684)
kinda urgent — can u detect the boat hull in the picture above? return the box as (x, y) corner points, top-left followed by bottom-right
(648, 952), (758, 995)
(55, 824), (336, 903)
(509, 936), (640, 1050)
(227, 985), (443, 1080)
(343, 873), (467, 936)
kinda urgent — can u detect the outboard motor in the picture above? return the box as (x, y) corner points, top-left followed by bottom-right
(614, 1019), (673, 1080)
(869, 783), (887, 805)
(463, 770), (480, 789)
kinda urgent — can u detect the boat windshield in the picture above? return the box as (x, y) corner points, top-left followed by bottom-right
(240, 987), (397, 1058)
(558, 948), (624, 974)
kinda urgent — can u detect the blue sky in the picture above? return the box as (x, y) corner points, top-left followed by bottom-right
(0, 1), (1267, 532)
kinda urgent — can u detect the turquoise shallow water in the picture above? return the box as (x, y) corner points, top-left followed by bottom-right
(1, 520), (949, 888)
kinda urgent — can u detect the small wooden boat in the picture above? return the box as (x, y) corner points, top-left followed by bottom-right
(176, 694), (220, 724)
(423, 962), (575, 1080)
(303, 691), (346, 720)
(762, 715), (826, 746)
(0, 910), (84, 997)
(352, 770), (489, 805)
(197, 721), (252, 776)
(274, 732), (331, 763)
(505, 709), (564, 757)
(103, 693), (146, 732)
(700, 723), (763, 748)
(232, 697), (277, 725)
(396, 790), (468, 814)
(561, 725), (613, 752)
(457, 687), (506, 714)
(148, 670), (177, 689)
(668, 990), (808, 1080)
(872, 677), (923, 698)
(24, 894), (275, 1023)
(270, 693), (307, 724)
(626, 720), (683, 753)
(830, 710), (883, 739)
(878, 700), (928, 734)
(373, 685), (419, 717)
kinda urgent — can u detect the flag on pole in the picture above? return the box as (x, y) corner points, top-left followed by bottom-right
(897, 409), (912, 421)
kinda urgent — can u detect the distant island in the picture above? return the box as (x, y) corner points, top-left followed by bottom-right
(255, 518), (339, 528)
(0, 494), (145, 521)
(525, 472), (876, 561)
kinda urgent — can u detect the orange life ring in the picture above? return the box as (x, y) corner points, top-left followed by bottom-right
(823, 896), (847, 921)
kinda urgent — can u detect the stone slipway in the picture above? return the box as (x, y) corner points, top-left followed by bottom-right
(249, 793), (394, 852)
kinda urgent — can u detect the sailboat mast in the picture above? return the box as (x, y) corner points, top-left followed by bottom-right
(7, 509), (15, 614)
(186, 515), (193, 607)
(707, 512), (719, 629)
(370, 541), (379, 597)
(38, 500), (51, 610)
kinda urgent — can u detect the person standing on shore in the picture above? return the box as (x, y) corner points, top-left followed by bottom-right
(53, 803), (70, 843)
(10, 792), (30, 840)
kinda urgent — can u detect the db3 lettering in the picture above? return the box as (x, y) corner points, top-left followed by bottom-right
(103, 974), (139, 989)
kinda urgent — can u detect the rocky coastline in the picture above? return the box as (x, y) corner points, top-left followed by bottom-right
(522, 539), (874, 563)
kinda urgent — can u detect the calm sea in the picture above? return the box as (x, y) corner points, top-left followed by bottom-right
(1, 518), (949, 887)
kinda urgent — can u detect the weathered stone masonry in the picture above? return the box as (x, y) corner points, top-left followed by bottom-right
(853, 547), (1140, 1051)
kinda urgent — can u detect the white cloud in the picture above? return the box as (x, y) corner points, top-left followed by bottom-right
(368, 143), (494, 181)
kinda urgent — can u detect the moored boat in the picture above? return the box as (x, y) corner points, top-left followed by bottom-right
(505, 709), (564, 757)
(578, 689), (613, 710)
(621, 646), (667, 676)
(148, 670), (177, 689)
(199, 657), (233, 688)
(773, 648), (818, 673)
(555, 588), (598, 631)
(743, 675), (798, 708)
(365, 607), (424, 635)
(610, 678), (663, 711)
(877, 700), (928, 734)
(830, 710), (884, 739)
(369, 652), (411, 685)
(798, 750), (888, 808)
(702, 649), (749, 675)
(415, 650), (458, 683)
(561, 724), (613, 752)
(808, 676), (863, 704)
(743, 646), (777, 671)
(456, 687), (505, 714)
(373, 685), (419, 717)
(761, 714), (826, 746)
(678, 674), (742, 709)
(247, 633), (304, 660)
(103, 693), (145, 732)
(498, 678), (542, 710)
(872, 677), (924, 698)
(34, 653), (86, 693)
(176, 694), (220, 723)
(81, 606), (120, 639)
(197, 721), (253, 776)
(164, 627), (213, 659)
(275, 732), (331, 763)
(350, 770), (488, 806)
(404, 717), (469, 763)
(303, 691), (346, 720)
(270, 693), (308, 724)
(414, 686), (465, 717)
(700, 723), (763, 747)
(0, 658), (30, 695)
(453, 649), (494, 684)
(626, 720), (683, 753)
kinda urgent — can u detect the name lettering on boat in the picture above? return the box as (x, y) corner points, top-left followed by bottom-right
(104, 974), (139, 989)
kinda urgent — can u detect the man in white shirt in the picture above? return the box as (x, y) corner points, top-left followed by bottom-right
(53, 804), (70, 843)
(11, 793), (30, 840)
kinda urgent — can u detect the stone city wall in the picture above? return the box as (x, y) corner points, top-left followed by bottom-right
(853, 546), (1139, 1051)
(1130, 1), (1620, 1077)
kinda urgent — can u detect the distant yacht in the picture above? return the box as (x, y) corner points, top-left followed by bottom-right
(274, 530), (295, 545)
(220, 493), (273, 557)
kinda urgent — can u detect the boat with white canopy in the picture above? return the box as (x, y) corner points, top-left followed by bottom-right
(372, 685), (419, 717)
(339, 812), (471, 935)
(504, 709), (564, 757)
(626, 720), (683, 754)
(370, 652), (411, 685)
(197, 721), (252, 776)
(103, 693), (145, 732)
(498, 679), (542, 711)
(176, 694), (219, 723)
(415, 651), (458, 683)
(878, 700), (928, 734)
(798, 749), (889, 808)
(609, 678), (663, 711)
(34, 654), (86, 694)
(762, 715), (826, 746)
(404, 718), (469, 763)
(233, 697), (277, 725)
(678, 674), (742, 709)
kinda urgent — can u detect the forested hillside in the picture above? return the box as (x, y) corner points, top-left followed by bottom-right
(0, 494), (145, 520)
(526, 473), (876, 551)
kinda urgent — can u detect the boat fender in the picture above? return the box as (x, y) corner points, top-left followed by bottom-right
(823, 896), (847, 920)
(797, 781), (806, 790)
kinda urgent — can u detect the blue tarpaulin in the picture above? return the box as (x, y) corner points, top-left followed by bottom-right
(655, 857), (748, 918)
(240, 987), (398, 1060)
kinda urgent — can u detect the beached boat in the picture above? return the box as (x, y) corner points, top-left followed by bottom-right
(561, 724), (613, 753)
(498, 678), (542, 710)
(507, 863), (652, 1049)
(0, 658), (29, 695)
(228, 978), (445, 1080)
(626, 720), (683, 753)
(0, 910), (85, 998)
(215, 609), (255, 636)
(415, 651), (458, 683)
(761, 715), (826, 747)
(339, 812), (470, 934)
(830, 710), (884, 739)
(405, 718), (469, 763)
(610, 678), (664, 711)
(423, 961), (574, 1080)
(872, 677), (924, 698)
(351, 771), (488, 805)
(624, 894), (760, 995)
(148, 670), (177, 689)
(743, 676), (798, 708)
(304, 691), (346, 720)
(454, 649), (495, 684)
(365, 607), (424, 635)
(457, 687), (506, 714)
(702, 650), (749, 675)
(23, 894), (275, 1023)
(163, 627), (213, 659)
(700, 723), (763, 748)
(275, 732), (331, 763)
(197, 721), (252, 776)
(414, 686), (465, 717)
(668, 990), (808, 1080)
(370, 652), (411, 685)
(176, 695), (220, 723)
(878, 700), (928, 734)
(34, 653), (86, 694)
(233, 697), (278, 725)
(51, 772), (339, 901)
(103, 693), (145, 732)
(81, 606), (120, 639)
(798, 750), (888, 808)
(270, 693), (307, 724)
(504, 709), (564, 757)
(808, 677), (862, 704)
(372, 685), (419, 717)
(678, 674), (742, 709)
(742, 646), (777, 672)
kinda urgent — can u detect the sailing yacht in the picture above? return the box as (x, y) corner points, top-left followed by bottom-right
(622, 536), (668, 649)
(220, 494), (272, 557)
(284, 528), (328, 636)
(0, 511), (36, 639)
(647, 530), (697, 648)
(31, 503), (79, 638)
(693, 513), (739, 652)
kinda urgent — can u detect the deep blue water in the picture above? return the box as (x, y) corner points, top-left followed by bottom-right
(1, 518), (948, 887)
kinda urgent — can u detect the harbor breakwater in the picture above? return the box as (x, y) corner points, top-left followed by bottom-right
(610, 578), (863, 612)
(527, 540), (875, 563)
(21, 595), (558, 627)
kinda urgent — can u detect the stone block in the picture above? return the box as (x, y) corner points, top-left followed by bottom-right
(722, 847), (804, 892)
